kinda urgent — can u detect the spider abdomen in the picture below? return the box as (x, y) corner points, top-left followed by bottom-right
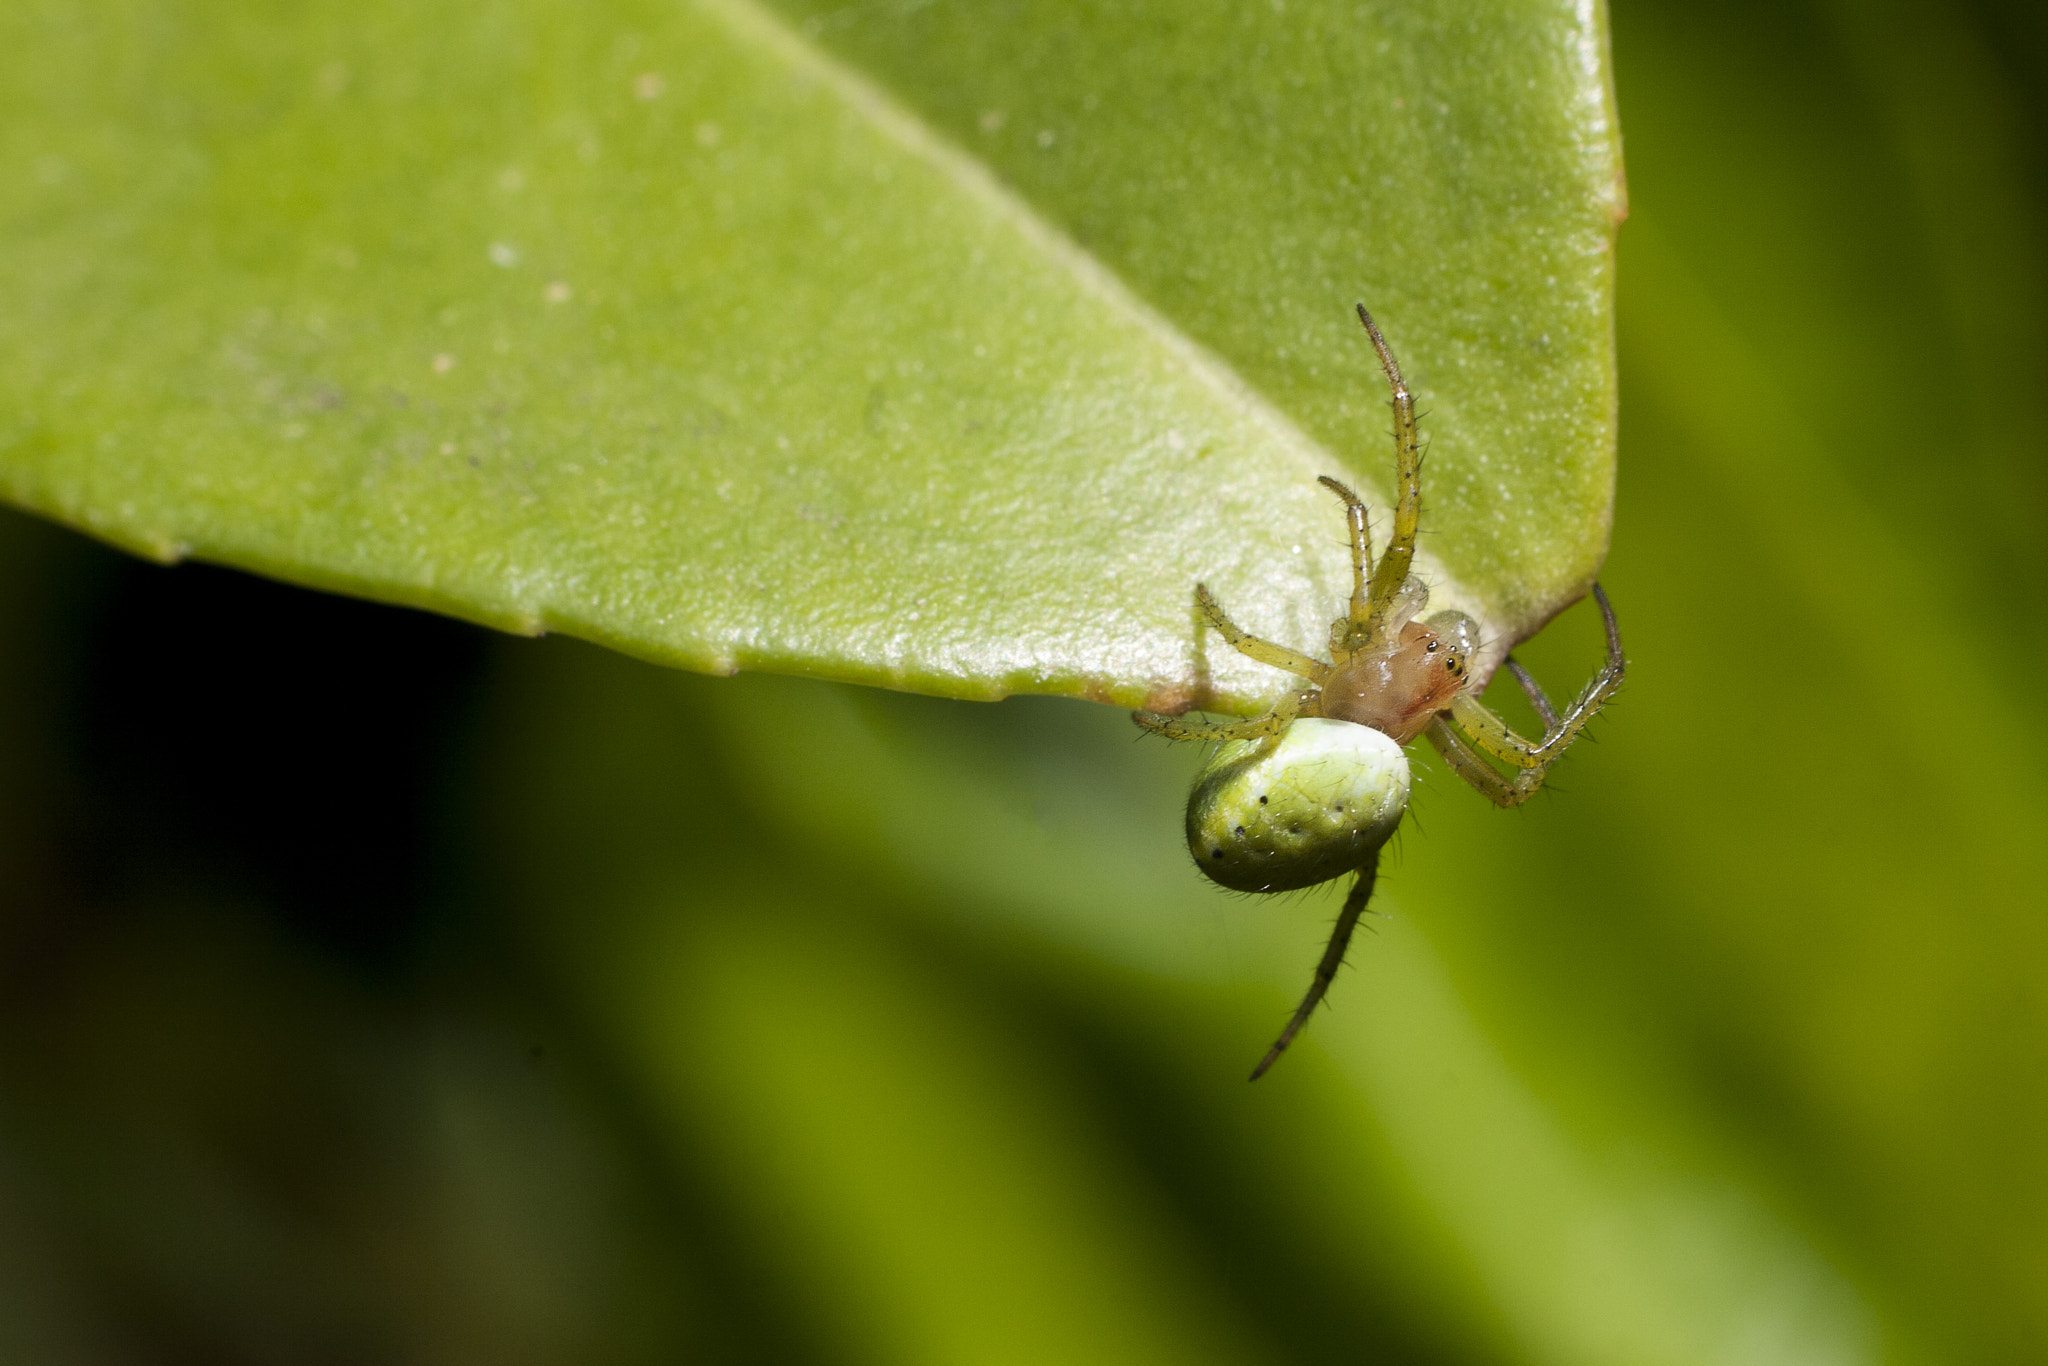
(1185, 718), (1409, 894)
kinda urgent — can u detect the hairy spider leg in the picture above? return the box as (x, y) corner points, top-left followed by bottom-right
(1424, 585), (1626, 807)
(1423, 718), (1525, 806)
(1317, 475), (1374, 658)
(1129, 586), (1325, 738)
(1355, 305), (1422, 645)
(1133, 688), (1311, 743)
(1195, 584), (1330, 684)
(1249, 854), (1379, 1081)
(1450, 584), (1624, 766)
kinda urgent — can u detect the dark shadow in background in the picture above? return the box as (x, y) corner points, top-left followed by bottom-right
(0, 507), (1465, 1365)
(0, 509), (839, 1366)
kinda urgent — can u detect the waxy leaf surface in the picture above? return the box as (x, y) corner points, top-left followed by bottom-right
(0, 0), (1621, 709)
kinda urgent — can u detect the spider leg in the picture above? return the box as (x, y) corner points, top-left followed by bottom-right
(1355, 305), (1421, 642)
(1317, 475), (1374, 635)
(1134, 689), (1308, 743)
(1196, 584), (1330, 684)
(1249, 854), (1379, 1081)
(1503, 656), (1560, 731)
(1446, 695), (1549, 769)
(1424, 714), (1522, 806)
(1428, 584), (1626, 805)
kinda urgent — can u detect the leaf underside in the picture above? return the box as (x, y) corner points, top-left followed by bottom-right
(0, 0), (1621, 713)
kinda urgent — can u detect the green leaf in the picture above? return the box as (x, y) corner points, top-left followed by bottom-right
(0, 0), (1621, 709)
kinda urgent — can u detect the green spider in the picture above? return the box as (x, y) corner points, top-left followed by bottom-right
(1135, 305), (1625, 1080)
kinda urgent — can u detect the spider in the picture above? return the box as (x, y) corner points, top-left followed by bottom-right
(1135, 305), (1625, 1080)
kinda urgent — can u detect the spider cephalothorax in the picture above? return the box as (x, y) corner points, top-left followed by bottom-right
(1135, 305), (1625, 1079)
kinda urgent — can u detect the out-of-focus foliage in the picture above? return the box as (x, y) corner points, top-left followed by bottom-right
(2, 0), (2048, 1364)
(0, 0), (1619, 711)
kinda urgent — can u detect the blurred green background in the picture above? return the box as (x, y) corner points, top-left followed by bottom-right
(3, 0), (2048, 1362)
